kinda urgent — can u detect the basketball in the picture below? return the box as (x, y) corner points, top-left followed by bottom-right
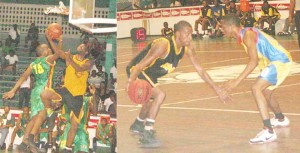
(128, 79), (152, 104)
(47, 23), (62, 39)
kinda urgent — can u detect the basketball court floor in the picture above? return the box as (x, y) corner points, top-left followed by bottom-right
(117, 35), (300, 153)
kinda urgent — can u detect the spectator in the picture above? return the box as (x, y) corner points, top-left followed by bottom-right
(91, 38), (104, 59)
(258, 1), (281, 35)
(107, 94), (117, 118)
(25, 23), (39, 48)
(278, 18), (296, 36)
(227, 0), (237, 15)
(194, 0), (212, 38)
(103, 91), (116, 114)
(29, 39), (40, 56)
(242, 12), (256, 27)
(161, 22), (174, 38)
(223, 0), (231, 14)
(110, 61), (117, 85)
(0, 49), (18, 76)
(170, 0), (182, 7)
(0, 105), (15, 150)
(187, 0), (201, 6)
(19, 76), (31, 108)
(8, 24), (20, 47)
(7, 107), (30, 151)
(88, 70), (102, 88)
(2, 39), (14, 57)
(93, 116), (113, 153)
(211, 0), (225, 37)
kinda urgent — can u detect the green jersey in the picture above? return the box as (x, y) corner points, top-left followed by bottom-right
(30, 57), (55, 118)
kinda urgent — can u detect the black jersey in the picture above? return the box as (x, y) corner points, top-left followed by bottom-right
(127, 36), (187, 87)
(162, 28), (173, 37)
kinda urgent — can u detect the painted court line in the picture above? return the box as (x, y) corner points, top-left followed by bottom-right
(121, 82), (300, 112)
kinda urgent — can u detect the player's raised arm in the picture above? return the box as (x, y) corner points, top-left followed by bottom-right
(46, 31), (66, 59)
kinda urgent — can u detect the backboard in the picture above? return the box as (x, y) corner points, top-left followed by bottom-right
(69, 0), (117, 33)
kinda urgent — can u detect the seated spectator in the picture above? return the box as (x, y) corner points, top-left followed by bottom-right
(227, 0), (237, 15)
(258, 1), (281, 35)
(8, 24), (20, 47)
(93, 116), (113, 153)
(107, 95), (117, 118)
(91, 38), (104, 59)
(25, 23), (39, 48)
(0, 49), (18, 76)
(170, 0), (182, 7)
(0, 105), (15, 150)
(19, 76), (32, 108)
(211, 0), (225, 37)
(89, 70), (102, 88)
(103, 91), (116, 114)
(2, 39), (14, 57)
(161, 22), (174, 38)
(242, 12), (256, 28)
(7, 107), (30, 151)
(195, 0), (212, 38)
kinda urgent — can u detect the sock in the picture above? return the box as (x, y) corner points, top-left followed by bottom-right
(145, 118), (155, 131)
(263, 119), (273, 133)
(275, 113), (284, 120)
(29, 134), (34, 143)
(65, 146), (72, 150)
(134, 116), (144, 125)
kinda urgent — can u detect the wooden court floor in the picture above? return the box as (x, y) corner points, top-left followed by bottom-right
(117, 35), (300, 153)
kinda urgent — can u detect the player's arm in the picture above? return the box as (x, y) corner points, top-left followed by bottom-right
(2, 66), (32, 99)
(186, 45), (231, 103)
(65, 55), (92, 72)
(46, 32), (66, 59)
(225, 30), (258, 91)
(289, 0), (295, 23)
(128, 40), (168, 82)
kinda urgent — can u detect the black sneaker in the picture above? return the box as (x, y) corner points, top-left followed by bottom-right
(17, 143), (30, 153)
(129, 121), (144, 134)
(139, 130), (161, 148)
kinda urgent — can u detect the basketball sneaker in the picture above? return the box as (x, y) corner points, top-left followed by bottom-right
(130, 121), (144, 134)
(139, 130), (161, 148)
(270, 116), (290, 127)
(249, 129), (277, 144)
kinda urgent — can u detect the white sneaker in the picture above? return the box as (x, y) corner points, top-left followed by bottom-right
(249, 129), (277, 144)
(202, 34), (209, 38)
(271, 116), (290, 127)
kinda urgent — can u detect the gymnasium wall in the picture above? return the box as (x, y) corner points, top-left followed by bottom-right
(117, 0), (290, 38)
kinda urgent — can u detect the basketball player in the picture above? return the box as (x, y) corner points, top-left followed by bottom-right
(2, 40), (59, 152)
(289, 0), (300, 48)
(161, 22), (173, 38)
(221, 14), (292, 144)
(38, 33), (91, 153)
(127, 20), (231, 147)
(59, 85), (97, 153)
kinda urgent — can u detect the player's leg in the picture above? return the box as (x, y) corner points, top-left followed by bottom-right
(65, 115), (79, 151)
(249, 78), (277, 144)
(130, 100), (152, 134)
(263, 89), (290, 127)
(139, 86), (165, 147)
(295, 11), (300, 48)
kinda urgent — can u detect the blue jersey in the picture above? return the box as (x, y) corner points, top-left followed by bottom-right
(239, 28), (292, 69)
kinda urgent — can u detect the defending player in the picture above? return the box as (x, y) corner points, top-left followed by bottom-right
(221, 14), (292, 144)
(127, 20), (230, 147)
(2, 39), (60, 152)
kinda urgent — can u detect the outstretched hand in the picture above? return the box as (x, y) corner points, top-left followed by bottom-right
(215, 86), (232, 104)
(2, 90), (16, 100)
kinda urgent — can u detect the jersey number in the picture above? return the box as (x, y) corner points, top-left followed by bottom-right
(33, 62), (45, 74)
